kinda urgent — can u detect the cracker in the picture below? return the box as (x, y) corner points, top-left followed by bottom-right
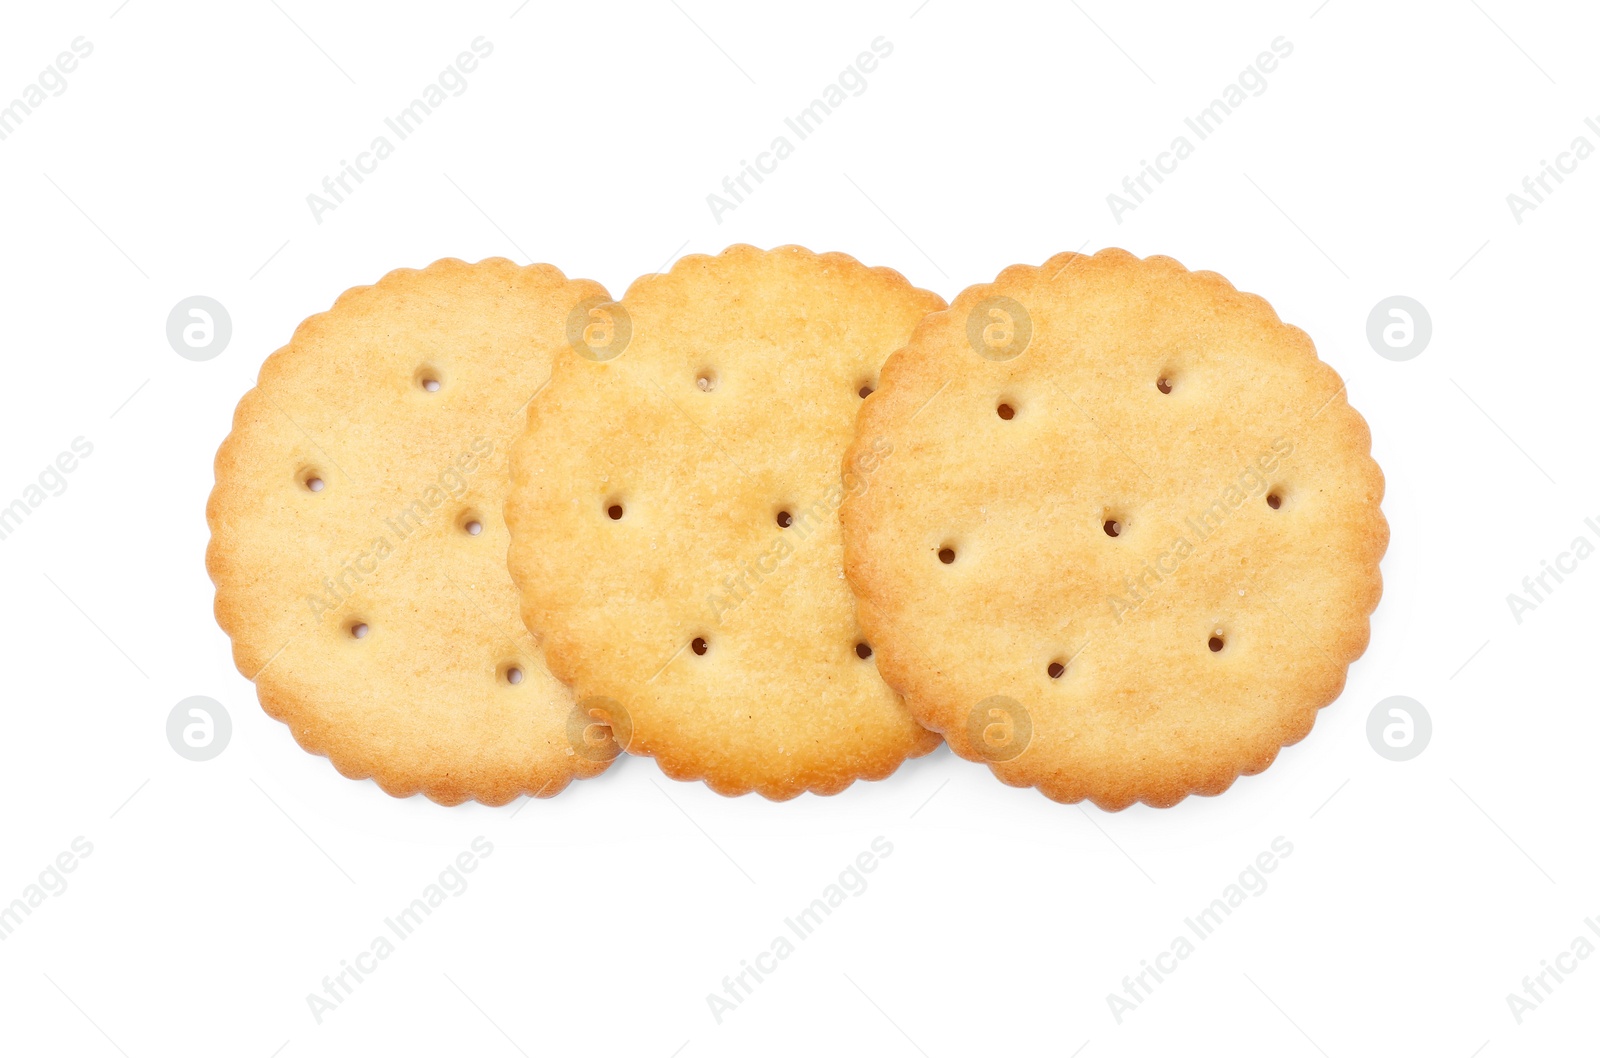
(504, 245), (944, 799)
(841, 249), (1387, 809)
(207, 258), (615, 805)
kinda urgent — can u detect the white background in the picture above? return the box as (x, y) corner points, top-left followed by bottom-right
(1, 1), (1595, 1054)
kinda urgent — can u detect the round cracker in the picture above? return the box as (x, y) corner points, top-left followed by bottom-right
(504, 245), (944, 799)
(207, 258), (614, 805)
(842, 249), (1387, 810)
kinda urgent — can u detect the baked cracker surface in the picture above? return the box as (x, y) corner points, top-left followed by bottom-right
(207, 258), (613, 805)
(842, 248), (1388, 810)
(505, 244), (945, 799)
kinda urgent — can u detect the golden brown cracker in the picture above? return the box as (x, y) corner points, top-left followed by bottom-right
(842, 248), (1387, 809)
(207, 258), (614, 805)
(504, 244), (944, 799)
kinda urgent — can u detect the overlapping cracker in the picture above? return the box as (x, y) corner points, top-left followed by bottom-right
(207, 258), (613, 805)
(842, 249), (1387, 809)
(505, 245), (944, 799)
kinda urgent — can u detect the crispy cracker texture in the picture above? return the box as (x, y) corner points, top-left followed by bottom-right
(505, 244), (946, 800)
(206, 258), (614, 806)
(841, 248), (1388, 810)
